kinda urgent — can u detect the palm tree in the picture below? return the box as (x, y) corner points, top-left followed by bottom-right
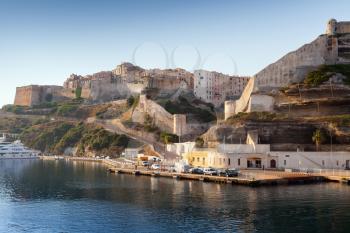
(312, 129), (325, 151)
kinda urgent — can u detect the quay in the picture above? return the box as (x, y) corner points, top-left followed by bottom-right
(107, 167), (326, 187)
(40, 156), (350, 187)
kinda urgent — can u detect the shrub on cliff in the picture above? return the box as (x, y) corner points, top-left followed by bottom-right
(226, 112), (288, 124)
(304, 64), (350, 87)
(0, 117), (41, 134)
(164, 97), (216, 123)
(20, 121), (75, 152)
(75, 87), (82, 99)
(195, 137), (204, 148)
(127, 96), (135, 107)
(160, 132), (179, 144)
(2, 105), (28, 114)
(56, 103), (79, 116)
(54, 122), (85, 154)
(21, 121), (131, 156)
(76, 126), (130, 155)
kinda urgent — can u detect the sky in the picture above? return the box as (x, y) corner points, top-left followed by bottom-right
(0, 0), (349, 106)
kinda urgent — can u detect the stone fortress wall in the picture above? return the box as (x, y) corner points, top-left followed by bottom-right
(14, 85), (72, 106)
(224, 19), (350, 120)
(132, 95), (187, 136)
(255, 19), (350, 92)
(15, 63), (195, 106)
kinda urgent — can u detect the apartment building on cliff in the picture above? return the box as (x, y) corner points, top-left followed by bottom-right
(193, 70), (250, 107)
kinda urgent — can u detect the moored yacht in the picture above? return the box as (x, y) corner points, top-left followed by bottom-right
(0, 136), (39, 159)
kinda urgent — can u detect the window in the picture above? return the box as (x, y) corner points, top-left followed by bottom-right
(284, 160), (287, 166)
(238, 158), (240, 166)
(202, 158), (205, 165)
(197, 157), (200, 162)
(228, 158), (231, 166)
(322, 160), (325, 166)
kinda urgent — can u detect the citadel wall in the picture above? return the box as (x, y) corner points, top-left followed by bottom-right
(225, 19), (350, 119)
(14, 85), (69, 106)
(132, 95), (189, 136)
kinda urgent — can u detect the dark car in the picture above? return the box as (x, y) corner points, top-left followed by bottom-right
(191, 168), (204, 175)
(220, 169), (239, 177)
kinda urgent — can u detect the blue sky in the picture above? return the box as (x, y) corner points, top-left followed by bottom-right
(0, 0), (349, 106)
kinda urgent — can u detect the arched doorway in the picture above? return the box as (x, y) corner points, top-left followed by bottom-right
(270, 159), (276, 168)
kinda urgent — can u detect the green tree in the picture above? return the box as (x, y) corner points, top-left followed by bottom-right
(195, 137), (204, 148)
(127, 95), (135, 107)
(45, 93), (53, 102)
(75, 87), (82, 99)
(312, 129), (326, 151)
(160, 132), (178, 144)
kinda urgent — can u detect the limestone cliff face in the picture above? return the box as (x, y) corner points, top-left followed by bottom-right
(202, 121), (350, 151)
(254, 35), (337, 92)
(225, 32), (350, 118)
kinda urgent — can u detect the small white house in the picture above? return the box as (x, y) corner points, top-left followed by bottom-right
(123, 148), (139, 159)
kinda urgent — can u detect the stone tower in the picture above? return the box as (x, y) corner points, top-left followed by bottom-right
(173, 114), (186, 136)
(326, 18), (337, 35)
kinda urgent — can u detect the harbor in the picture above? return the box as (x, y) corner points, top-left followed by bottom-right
(61, 156), (348, 187)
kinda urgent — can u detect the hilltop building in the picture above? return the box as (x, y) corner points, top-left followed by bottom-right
(193, 70), (250, 107)
(14, 85), (72, 106)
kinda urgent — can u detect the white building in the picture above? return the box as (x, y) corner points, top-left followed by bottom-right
(184, 130), (350, 171)
(206, 149), (350, 171)
(123, 148), (139, 159)
(193, 70), (250, 107)
(166, 142), (196, 157)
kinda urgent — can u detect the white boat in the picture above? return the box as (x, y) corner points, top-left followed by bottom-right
(0, 136), (39, 159)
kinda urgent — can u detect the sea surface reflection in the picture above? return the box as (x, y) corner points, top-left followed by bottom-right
(0, 159), (350, 233)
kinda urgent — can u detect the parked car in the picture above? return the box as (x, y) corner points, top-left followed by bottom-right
(142, 161), (150, 167)
(151, 164), (160, 170)
(190, 168), (204, 175)
(203, 168), (218, 176)
(219, 169), (239, 177)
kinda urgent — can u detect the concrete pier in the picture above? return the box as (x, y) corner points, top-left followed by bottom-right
(107, 167), (325, 187)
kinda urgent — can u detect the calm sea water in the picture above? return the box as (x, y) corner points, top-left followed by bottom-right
(0, 160), (350, 233)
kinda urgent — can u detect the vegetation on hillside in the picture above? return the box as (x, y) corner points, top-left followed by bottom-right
(0, 117), (49, 134)
(304, 64), (350, 87)
(306, 114), (350, 127)
(163, 97), (216, 123)
(21, 121), (75, 152)
(75, 87), (82, 99)
(20, 121), (131, 157)
(2, 98), (121, 120)
(226, 112), (289, 124)
(160, 132), (179, 144)
(195, 137), (204, 148)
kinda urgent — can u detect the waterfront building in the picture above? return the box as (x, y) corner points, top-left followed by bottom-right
(166, 142), (196, 157)
(182, 130), (350, 171)
(123, 148), (140, 159)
